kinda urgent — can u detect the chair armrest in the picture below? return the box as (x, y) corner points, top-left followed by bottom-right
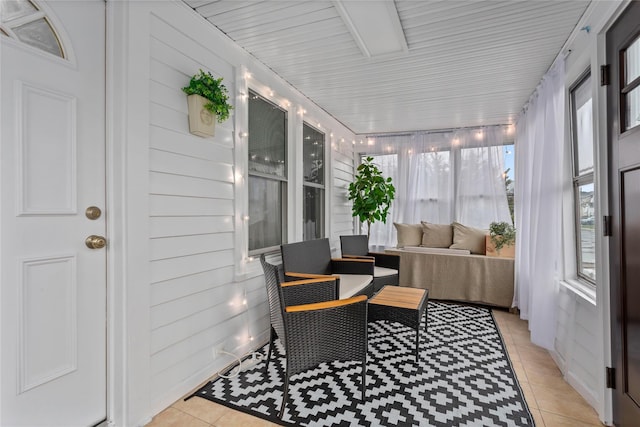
(284, 272), (333, 281)
(285, 295), (367, 312)
(280, 277), (338, 305)
(281, 277), (336, 287)
(342, 254), (376, 260)
(330, 258), (374, 275)
(368, 252), (400, 270)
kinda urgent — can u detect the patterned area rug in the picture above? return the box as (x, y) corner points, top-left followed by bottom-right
(192, 301), (534, 426)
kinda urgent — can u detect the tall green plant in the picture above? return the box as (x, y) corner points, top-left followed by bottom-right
(348, 157), (396, 238)
(182, 69), (233, 123)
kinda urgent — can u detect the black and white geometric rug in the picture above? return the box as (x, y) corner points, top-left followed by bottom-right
(192, 301), (534, 426)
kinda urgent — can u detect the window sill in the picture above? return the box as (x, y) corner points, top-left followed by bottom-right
(559, 279), (596, 306)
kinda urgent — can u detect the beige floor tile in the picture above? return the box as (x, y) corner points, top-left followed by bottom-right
(535, 395), (601, 425)
(517, 344), (552, 361)
(510, 359), (529, 382)
(529, 408), (546, 426)
(529, 382), (586, 405)
(540, 410), (603, 426)
(212, 409), (274, 427)
(173, 397), (229, 424)
(147, 407), (211, 427)
(519, 381), (537, 410)
(526, 372), (577, 391)
(523, 359), (562, 378)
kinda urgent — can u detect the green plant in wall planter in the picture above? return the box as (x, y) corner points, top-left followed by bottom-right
(182, 69), (233, 137)
(348, 156), (396, 239)
(488, 221), (516, 257)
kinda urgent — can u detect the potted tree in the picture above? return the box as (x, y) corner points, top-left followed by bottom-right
(348, 156), (396, 239)
(486, 221), (516, 258)
(182, 69), (233, 137)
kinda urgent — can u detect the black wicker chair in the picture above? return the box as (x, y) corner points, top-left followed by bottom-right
(340, 235), (400, 293)
(260, 254), (368, 418)
(281, 238), (375, 298)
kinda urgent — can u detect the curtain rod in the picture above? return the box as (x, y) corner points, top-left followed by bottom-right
(359, 123), (512, 139)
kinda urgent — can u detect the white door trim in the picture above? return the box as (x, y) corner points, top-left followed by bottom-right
(105, 1), (152, 426)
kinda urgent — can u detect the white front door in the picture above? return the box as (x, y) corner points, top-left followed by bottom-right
(1, 1), (106, 425)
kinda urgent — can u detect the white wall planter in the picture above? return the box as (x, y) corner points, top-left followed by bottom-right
(187, 94), (216, 137)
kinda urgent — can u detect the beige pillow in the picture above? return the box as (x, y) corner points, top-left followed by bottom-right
(449, 222), (488, 254)
(393, 223), (423, 248)
(420, 222), (453, 248)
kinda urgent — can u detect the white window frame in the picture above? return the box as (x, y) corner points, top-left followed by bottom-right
(302, 122), (326, 240)
(569, 70), (596, 286)
(247, 89), (289, 256)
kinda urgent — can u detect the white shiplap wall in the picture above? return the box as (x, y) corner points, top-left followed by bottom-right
(121, 2), (356, 418)
(553, 284), (599, 409)
(331, 137), (356, 248)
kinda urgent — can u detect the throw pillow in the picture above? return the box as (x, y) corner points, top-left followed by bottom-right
(450, 222), (488, 254)
(420, 222), (453, 248)
(393, 223), (423, 248)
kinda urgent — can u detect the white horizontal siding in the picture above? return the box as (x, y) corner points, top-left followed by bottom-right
(331, 140), (355, 244)
(555, 284), (599, 409)
(136, 3), (363, 418)
(148, 11), (246, 410)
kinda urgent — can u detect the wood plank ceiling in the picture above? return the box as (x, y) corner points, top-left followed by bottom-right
(183, 0), (590, 134)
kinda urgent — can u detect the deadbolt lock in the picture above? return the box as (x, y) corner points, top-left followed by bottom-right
(85, 235), (106, 249)
(85, 206), (102, 220)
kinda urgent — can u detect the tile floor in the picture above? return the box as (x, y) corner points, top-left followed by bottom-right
(147, 309), (604, 427)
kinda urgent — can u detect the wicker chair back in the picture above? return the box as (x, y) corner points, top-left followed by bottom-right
(281, 238), (332, 275)
(260, 255), (287, 349)
(340, 235), (370, 256)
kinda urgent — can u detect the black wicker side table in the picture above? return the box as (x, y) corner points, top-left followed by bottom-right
(368, 286), (429, 361)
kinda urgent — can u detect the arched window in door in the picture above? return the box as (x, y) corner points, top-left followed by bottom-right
(0, 0), (65, 58)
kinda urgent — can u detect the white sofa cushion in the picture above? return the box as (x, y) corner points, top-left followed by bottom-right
(335, 274), (373, 299)
(374, 266), (398, 277)
(401, 246), (472, 255)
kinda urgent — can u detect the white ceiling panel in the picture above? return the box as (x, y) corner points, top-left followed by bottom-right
(183, 0), (591, 134)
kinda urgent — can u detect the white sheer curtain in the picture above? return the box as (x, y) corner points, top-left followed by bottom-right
(361, 126), (511, 247)
(456, 127), (512, 227)
(514, 59), (566, 350)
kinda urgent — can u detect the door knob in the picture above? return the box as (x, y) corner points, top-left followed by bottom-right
(85, 206), (102, 220)
(85, 235), (106, 249)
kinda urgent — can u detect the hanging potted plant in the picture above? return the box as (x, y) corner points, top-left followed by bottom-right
(486, 221), (516, 258)
(182, 69), (233, 137)
(348, 156), (396, 239)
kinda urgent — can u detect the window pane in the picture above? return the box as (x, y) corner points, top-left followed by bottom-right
(625, 86), (640, 131)
(0, 0), (37, 23)
(303, 186), (324, 241)
(503, 145), (515, 222)
(303, 123), (324, 185)
(248, 176), (283, 252)
(577, 182), (596, 281)
(248, 91), (287, 177)
(625, 35), (640, 85)
(571, 75), (594, 174)
(13, 18), (63, 57)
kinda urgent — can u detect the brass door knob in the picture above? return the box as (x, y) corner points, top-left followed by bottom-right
(85, 235), (106, 249)
(85, 206), (102, 220)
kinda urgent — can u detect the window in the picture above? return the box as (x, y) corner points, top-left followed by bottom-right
(0, 0), (65, 58)
(623, 34), (640, 132)
(570, 72), (595, 283)
(302, 123), (325, 240)
(248, 90), (287, 253)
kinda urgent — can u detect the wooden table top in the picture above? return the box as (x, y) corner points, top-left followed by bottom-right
(369, 286), (428, 310)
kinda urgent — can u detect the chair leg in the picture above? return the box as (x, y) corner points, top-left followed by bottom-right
(361, 356), (366, 402)
(279, 374), (289, 419)
(265, 327), (275, 375)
